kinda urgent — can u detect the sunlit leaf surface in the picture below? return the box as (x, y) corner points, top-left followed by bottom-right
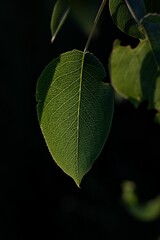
(36, 50), (114, 186)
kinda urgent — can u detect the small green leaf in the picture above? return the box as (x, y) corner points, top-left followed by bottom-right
(122, 181), (160, 221)
(36, 50), (114, 187)
(109, 0), (145, 39)
(50, 0), (70, 43)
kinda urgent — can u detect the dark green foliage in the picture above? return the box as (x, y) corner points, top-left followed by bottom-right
(36, 0), (160, 222)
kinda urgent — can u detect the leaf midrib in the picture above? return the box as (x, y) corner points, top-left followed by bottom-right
(76, 51), (86, 181)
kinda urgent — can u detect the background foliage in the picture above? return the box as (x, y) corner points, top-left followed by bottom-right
(1, 0), (160, 239)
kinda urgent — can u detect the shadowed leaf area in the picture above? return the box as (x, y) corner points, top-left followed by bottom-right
(109, 0), (145, 39)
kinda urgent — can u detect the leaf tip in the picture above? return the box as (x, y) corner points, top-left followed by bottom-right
(76, 183), (81, 188)
(74, 177), (82, 188)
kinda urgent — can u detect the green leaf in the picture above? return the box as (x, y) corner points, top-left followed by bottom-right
(109, 0), (145, 39)
(109, 37), (159, 109)
(109, 14), (160, 122)
(141, 14), (160, 68)
(124, 0), (146, 22)
(50, 0), (70, 43)
(109, 39), (146, 107)
(36, 50), (114, 187)
(122, 181), (160, 221)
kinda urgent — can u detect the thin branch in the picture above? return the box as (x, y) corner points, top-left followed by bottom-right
(84, 0), (107, 52)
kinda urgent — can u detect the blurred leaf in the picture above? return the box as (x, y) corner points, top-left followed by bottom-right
(109, 13), (160, 122)
(122, 181), (138, 205)
(155, 112), (160, 124)
(122, 181), (160, 221)
(50, 0), (70, 43)
(36, 50), (114, 187)
(109, 39), (146, 107)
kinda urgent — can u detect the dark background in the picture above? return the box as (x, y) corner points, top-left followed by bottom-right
(0, 1), (160, 239)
